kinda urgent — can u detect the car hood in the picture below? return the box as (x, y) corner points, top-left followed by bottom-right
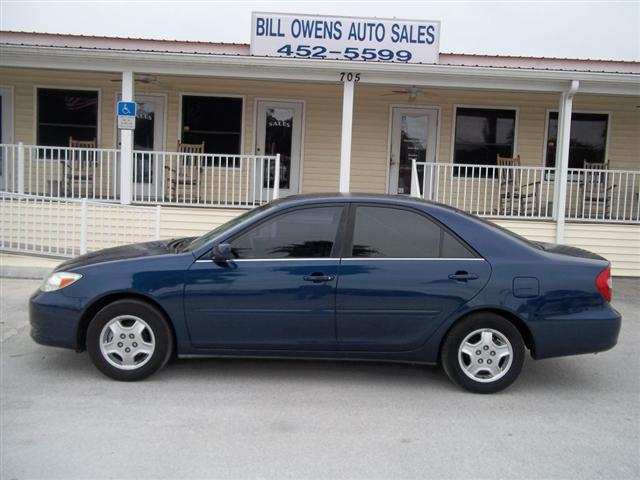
(55, 239), (188, 271)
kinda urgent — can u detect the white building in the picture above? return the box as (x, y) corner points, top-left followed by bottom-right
(0, 14), (638, 275)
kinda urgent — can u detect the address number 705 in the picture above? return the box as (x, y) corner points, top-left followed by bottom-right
(340, 72), (361, 83)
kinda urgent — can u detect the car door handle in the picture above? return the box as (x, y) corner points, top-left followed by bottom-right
(448, 271), (479, 281)
(303, 273), (335, 283)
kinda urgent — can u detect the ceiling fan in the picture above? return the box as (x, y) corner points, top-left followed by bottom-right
(381, 85), (426, 101)
(109, 74), (165, 87)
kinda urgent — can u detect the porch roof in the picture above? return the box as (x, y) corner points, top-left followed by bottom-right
(1, 30), (639, 96)
(2, 30), (639, 74)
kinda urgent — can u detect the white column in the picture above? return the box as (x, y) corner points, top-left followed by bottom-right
(410, 159), (421, 197)
(554, 80), (579, 243)
(273, 154), (281, 200)
(119, 71), (134, 205)
(339, 80), (355, 193)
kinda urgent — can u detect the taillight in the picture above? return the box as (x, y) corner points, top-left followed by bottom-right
(595, 265), (612, 302)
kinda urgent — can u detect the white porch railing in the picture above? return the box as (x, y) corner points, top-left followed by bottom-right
(411, 161), (556, 219)
(132, 150), (280, 207)
(0, 143), (120, 200)
(0, 192), (160, 257)
(411, 161), (640, 224)
(565, 168), (639, 223)
(0, 144), (281, 208)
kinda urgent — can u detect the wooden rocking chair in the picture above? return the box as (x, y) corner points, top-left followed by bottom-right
(497, 154), (540, 215)
(580, 160), (615, 218)
(164, 141), (205, 203)
(65, 137), (97, 197)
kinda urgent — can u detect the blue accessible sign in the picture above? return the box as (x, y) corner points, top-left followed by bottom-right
(117, 101), (137, 130)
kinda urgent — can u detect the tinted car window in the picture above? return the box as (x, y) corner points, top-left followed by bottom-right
(351, 206), (474, 258)
(231, 206), (343, 259)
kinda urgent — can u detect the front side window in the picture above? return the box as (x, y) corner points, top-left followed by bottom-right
(231, 206), (344, 259)
(453, 107), (516, 166)
(545, 112), (609, 168)
(350, 206), (474, 259)
(181, 95), (242, 154)
(37, 88), (98, 146)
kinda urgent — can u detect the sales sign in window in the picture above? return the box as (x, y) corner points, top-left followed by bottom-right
(251, 12), (440, 64)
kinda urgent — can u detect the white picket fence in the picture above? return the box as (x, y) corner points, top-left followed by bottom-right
(0, 193), (161, 257)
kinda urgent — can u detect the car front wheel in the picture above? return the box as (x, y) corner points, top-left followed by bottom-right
(86, 299), (173, 381)
(441, 313), (525, 393)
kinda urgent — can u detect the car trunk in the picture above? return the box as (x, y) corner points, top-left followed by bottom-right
(535, 242), (607, 262)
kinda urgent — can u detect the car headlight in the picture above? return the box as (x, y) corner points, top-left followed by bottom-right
(40, 272), (83, 292)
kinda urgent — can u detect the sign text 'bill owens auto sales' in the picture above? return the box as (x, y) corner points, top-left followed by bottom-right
(251, 13), (440, 64)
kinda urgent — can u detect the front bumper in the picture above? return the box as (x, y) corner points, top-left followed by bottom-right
(530, 307), (622, 359)
(29, 291), (84, 350)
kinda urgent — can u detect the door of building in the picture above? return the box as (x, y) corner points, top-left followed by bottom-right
(389, 107), (438, 195)
(255, 100), (303, 198)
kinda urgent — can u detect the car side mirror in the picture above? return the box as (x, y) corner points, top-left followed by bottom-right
(211, 243), (233, 262)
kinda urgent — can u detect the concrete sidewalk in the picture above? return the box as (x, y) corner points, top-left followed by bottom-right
(0, 252), (61, 279)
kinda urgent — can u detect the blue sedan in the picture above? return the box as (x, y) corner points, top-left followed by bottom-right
(30, 194), (621, 393)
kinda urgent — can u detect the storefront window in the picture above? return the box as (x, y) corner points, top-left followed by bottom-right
(545, 112), (608, 168)
(181, 95), (242, 154)
(37, 88), (98, 146)
(453, 107), (516, 167)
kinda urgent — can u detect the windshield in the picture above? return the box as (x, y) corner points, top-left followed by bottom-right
(183, 204), (271, 252)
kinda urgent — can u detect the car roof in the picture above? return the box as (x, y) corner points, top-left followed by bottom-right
(270, 192), (444, 209)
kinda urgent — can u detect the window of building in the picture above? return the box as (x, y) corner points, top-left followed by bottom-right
(453, 107), (516, 166)
(181, 95), (242, 154)
(36, 88), (98, 146)
(350, 206), (475, 258)
(545, 112), (609, 168)
(230, 206), (344, 259)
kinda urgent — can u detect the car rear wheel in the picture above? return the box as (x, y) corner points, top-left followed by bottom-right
(86, 299), (173, 381)
(441, 313), (525, 393)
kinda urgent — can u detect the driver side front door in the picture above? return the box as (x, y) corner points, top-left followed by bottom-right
(184, 205), (346, 350)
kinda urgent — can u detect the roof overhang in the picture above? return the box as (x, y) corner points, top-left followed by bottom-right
(1, 44), (638, 96)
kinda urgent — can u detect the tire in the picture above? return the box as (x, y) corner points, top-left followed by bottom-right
(441, 312), (525, 394)
(86, 299), (173, 381)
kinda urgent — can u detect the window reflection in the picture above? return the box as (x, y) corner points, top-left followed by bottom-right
(453, 108), (516, 167)
(546, 112), (608, 168)
(37, 88), (98, 146)
(263, 107), (294, 189)
(231, 206), (343, 259)
(398, 114), (428, 194)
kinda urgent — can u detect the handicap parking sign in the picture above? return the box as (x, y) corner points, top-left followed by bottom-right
(117, 101), (136, 116)
(117, 101), (137, 130)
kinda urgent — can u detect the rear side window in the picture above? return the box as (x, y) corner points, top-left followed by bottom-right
(350, 206), (475, 259)
(231, 206), (343, 259)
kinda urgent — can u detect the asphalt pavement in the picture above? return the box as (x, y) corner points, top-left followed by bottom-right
(1, 276), (639, 480)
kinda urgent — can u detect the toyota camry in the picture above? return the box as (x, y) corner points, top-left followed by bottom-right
(30, 194), (621, 393)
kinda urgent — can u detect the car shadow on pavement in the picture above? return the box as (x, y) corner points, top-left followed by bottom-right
(34, 346), (608, 394)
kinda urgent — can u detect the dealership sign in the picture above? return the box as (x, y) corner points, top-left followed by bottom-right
(251, 13), (440, 64)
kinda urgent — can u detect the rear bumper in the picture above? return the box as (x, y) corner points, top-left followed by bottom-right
(29, 291), (83, 350)
(530, 307), (621, 359)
